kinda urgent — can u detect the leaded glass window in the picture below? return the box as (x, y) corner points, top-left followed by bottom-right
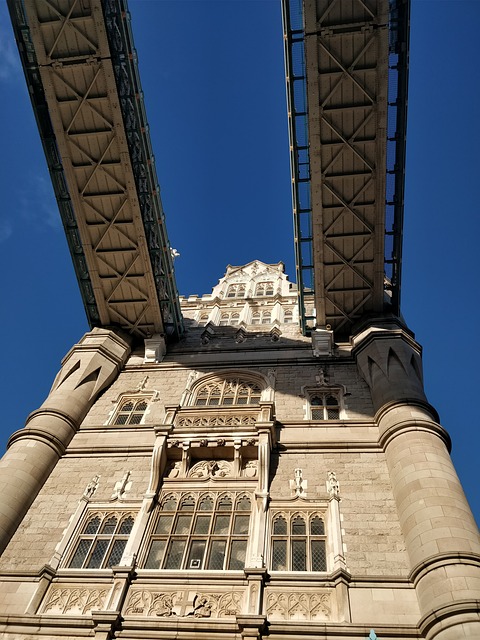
(113, 398), (149, 425)
(271, 512), (327, 572)
(194, 378), (262, 406)
(309, 392), (340, 420)
(144, 493), (251, 571)
(67, 512), (135, 569)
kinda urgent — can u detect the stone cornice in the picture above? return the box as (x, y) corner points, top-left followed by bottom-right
(375, 399), (440, 426)
(418, 599), (480, 638)
(7, 426), (68, 457)
(410, 551), (480, 585)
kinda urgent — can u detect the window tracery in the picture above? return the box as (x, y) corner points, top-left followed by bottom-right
(113, 398), (149, 425)
(226, 284), (246, 298)
(309, 392), (340, 420)
(255, 282), (274, 296)
(219, 312), (240, 326)
(194, 377), (262, 406)
(67, 512), (135, 569)
(251, 310), (271, 325)
(271, 512), (326, 572)
(144, 492), (251, 571)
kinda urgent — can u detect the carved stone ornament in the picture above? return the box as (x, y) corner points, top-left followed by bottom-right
(83, 475), (100, 499)
(166, 461), (181, 478)
(326, 470), (340, 497)
(266, 591), (331, 621)
(111, 471), (132, 500)
(289, 468), (307, 497)
(41, 586), (108, 615)
(243, 460), (258, 478)
(124, 589), (243, 618)
(176, 414), (256, 428)
(188, 460), (233, 479)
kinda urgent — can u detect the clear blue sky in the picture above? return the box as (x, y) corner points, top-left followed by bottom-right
(0, 1), (479, 523)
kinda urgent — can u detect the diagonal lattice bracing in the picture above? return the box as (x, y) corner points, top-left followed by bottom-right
(284, 0), (408, 337)
(10, 0), (183, 339)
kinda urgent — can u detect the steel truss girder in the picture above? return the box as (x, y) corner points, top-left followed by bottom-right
(8, 0), (184, 340)
(284, 0), (409, 337)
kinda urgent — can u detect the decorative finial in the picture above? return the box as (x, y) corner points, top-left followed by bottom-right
(326, 471), (340, 497)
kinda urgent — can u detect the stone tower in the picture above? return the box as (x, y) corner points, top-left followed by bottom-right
(0, 260), (479, 639)
(3, 0), (480, 637)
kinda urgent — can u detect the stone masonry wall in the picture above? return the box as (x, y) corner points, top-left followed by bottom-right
(0, 454), (150, 572)
(270, 451), (409, 576)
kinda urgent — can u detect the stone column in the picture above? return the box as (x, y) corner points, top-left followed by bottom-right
(353, 319), (480, 640)
(0, 328), (131, 556)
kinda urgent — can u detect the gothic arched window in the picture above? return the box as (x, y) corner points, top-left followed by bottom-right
(271, 512), (326, 572)
(219, 312), (240, 326)
(309, 392), (340, 420)
(113, 398), (149, 425)
(194, 377), (262, 406)
(255, 281), (274, 296)
(67, 512), (135, 569)
(226, 284), (246, 298)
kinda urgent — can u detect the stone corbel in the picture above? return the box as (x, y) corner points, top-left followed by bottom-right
(258, 400), (274, 423)
(163, 404), (179, 426)
(145, 426), (171, 504)
(236, 614), (267, 639)
(91, 610), (121, 640)
(143, 334), (166, 363)
(312, 328), (334, 357)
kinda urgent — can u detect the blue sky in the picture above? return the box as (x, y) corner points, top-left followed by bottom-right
(0, 1), (479, 523)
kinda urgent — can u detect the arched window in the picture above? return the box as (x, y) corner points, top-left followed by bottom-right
(226, 284), (246, 298)
(219, 312), (240, 326)
(309, 392), (340, 420)
(67, 512), (135, 569)
(198, 313), (210, 326)
(255, 282), (274, 296)
(271, 512), (326, 572)
(113, 398), (149, 425)
(284, 309), (293, 323)
(194, 377), (262, 406)
(144, 492), (252, 571)
(250, 310), (271, 325)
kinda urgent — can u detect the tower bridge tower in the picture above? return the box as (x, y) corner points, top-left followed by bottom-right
(1, 1), (479, 640)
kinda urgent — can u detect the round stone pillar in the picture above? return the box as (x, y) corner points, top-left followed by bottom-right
(0, 328), (131, 556)
(353, 319), (480, 639)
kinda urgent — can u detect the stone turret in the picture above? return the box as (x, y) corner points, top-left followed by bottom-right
(0, 328), (131, 555)
(353, 318), (480, 640)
